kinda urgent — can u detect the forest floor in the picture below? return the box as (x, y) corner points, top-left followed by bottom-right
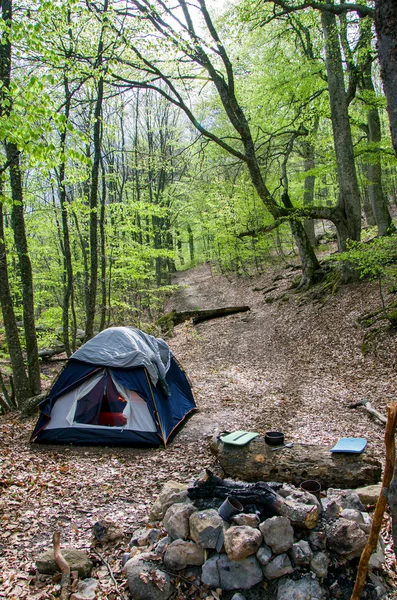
(1, 256), (397, 599)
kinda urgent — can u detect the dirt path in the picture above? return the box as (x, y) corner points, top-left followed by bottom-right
(1, 262), (396, 598)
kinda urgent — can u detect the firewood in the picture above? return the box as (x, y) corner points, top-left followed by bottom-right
(53, 531), (71, 600)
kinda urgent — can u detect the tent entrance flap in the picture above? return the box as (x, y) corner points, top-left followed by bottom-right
(73, 372), (127, 427)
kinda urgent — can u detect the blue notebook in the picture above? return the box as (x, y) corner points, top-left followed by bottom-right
(330, 438), (367, 454)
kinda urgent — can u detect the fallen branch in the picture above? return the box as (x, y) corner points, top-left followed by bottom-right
(351, 402), (397, 600)
(156, 306), (250, 331)
(349, 400), (387, 425)
(91, 549), (127, 599)
(53, 531), (70, 600)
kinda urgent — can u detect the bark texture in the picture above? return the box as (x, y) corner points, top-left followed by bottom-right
(211, 437), (382, 489)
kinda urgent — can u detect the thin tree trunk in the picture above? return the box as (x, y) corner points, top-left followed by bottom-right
(99, 157), (107, 332)
(0, 194), (30, 406)
(6, 143), (41, 395)
(301, 136), (317, 247)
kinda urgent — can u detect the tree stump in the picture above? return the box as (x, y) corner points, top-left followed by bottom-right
(210, 437), (382, 489)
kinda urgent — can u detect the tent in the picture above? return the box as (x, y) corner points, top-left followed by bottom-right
(30, 327), (196, 447)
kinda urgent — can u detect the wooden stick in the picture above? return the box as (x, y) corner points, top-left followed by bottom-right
(53, 530), (71, 600)
(351, 402), (397, 600)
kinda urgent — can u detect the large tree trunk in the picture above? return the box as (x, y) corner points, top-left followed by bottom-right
(0, 195), (30, 406)
(302, 137), (317, 247)
(375, 0), (397, 158)
(362, 63), (394, 235)
(321, 10), (362, 249)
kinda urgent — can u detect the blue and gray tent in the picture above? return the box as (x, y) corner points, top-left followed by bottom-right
(30, 327), (196, 447)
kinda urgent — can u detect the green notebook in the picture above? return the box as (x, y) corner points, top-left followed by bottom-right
(220, 431), (259, 446)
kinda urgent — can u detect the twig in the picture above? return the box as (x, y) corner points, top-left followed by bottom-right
(349, 400), (387, 425)
(53, 530), (71, 600)
(91, 548), (127, 600)
(351, 402), (397, 600)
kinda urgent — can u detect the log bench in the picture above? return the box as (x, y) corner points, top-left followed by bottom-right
(210, 436), (382, 489)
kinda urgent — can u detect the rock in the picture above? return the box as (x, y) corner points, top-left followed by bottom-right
(308, 531), (327, 552)
(163, 502), (196, 540)
(284, 489), (321, 510)
(189, 509), (226, 549)
(231, 513), (260, 528)
(36, 549), (93, 578)
(154, 536), (171, 556)
(326, 489), (365, 512)
(263, 553), (294, 580)
(320, 498), (341, 518)
(122, 552), (132, 566)
(291, 540), (313, 565)
(231, 594), (247, 600)
(129, 527), (162, 547)
(369, 538), (386, 569)
(224, 526), (262, 560)
(356, 484), (382, 506)
(201, 553), (263, 590)
(70, 578), (99, 600)
(163, 540), (205, 570)
(327, 518), (368, 560)
(369, 572), (387, 599)
(279, 499), (319, 529)
(359, 512), (373, 534)
(310, 552), (329, 579)
(93, 519), (124, 543)
(259, 516), (294, 554)
(277, 574), (327, 599)
(340, 508), (364, 527)
(256, 544), (273, 566)
(150, 497), (164, 521)
(159, 481), (189, 515)
(123, 555), (174, 600)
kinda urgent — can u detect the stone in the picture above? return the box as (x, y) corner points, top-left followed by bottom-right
(327, 518), (368, 560)
(308, 531), (327, 552)
(259, 516), (294, 554)
(263, 553), (294, 580)
(278, 484), (297, 498)
(359, 512), (373, 534)
(340, 508), (364, 527)
(129, 527), (162, 547)
(231, 594), (247, 600)
(150, 497), (164, 521)
(369, 538), (386, 569)
(256, 544), (273, 566)
(163, 540), (205, 571)
(159, 481), (189, 515)
(122, 552), (132, 566)
(279, 499), (319, 530)
(123, 555), (174, 600)
(154, 536), (171, 556)
(277, 574), (327, 599)
(326, 489), (365, 512)
(356, 484), (382, 506)
(285, 489), (321, 510)
(320, 498), (341, 518)
(368, 572), (387, 599)
(189, 509), (226, 549)
(93, 519), (124, 543)
(310, 552), (329, 579)
(36, 549), (93, 578)
(70, 579), (99, 600)
(231, 513), (260, 528)
(291, 540), (313, 565)
(163, 502), (196, 540)
(224, 526), (262, 561)
(201, 553), (263, 590)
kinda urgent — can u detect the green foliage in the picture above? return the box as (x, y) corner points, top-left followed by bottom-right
(339, 234), (397, 282)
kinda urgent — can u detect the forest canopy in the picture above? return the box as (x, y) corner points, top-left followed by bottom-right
(0, 0), (397, 409)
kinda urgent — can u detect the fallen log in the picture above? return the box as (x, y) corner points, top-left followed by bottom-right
(211, 437), (382, 489)
(157, 306), (250, 331)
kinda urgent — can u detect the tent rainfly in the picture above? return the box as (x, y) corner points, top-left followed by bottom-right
(30, 327), (196, 447)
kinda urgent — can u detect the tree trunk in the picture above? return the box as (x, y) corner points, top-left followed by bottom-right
(302, 139), (317, 247)
(375, 0), (397, 158)
(6, 143), (41, 395)
(0, 196), (30, 406)
(362, 63), (394, 235)
(321, 10), (362, 249)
